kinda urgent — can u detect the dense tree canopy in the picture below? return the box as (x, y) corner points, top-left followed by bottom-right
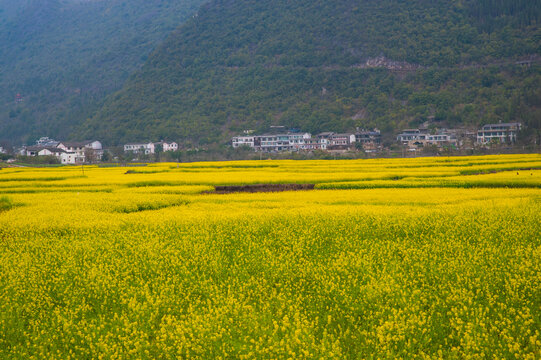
(81, 0), (540, 146)
(1, 0), (539, 145)
(0, 0), (206, 144)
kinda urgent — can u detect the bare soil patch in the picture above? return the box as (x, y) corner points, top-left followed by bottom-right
(208, 184), (315, 194)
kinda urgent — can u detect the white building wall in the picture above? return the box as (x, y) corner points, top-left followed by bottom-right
(162, 142), (178, 152)
(232, 136), (255, 148)
(60, 152), (78, 164)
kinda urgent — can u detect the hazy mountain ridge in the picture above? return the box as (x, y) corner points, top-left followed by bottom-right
(0, 0), (206, 144)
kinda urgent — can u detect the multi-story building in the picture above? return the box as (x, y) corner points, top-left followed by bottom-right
(124, 141), (178, 154)
(330, 133), (356, 146)
(258, 134), (294, 152)
(231, 130), (367, 152)
(155, 141), (179, 152)
(124, 142), (155, 155)
(397, 129), (426, 143)
(355, 129), (382, 145)
(233, 132), (311, 152)
(232, 136), (256, 149)
(397, 129), (457, 148)
(301, 138), (324, 150)
(288, 133), (311, 150)
(316, 132), (334, 150)
(477, 123), (521, 144)
(58, 141), (103, 160)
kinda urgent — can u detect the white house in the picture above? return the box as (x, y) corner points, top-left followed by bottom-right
(330, 133), (356, 146)
(37, 147), (84, 164)
(477, 123), (521, 144)
(397, 129), (457, 148)
(37, 148), (67, 157)
(317, 132), (335, 150)
(19, 139), (102, 162)
(60, 152), (83, 164)
(57, 140), (103, 162)
(232, 136), (256, 149)
(355, 129), (381, 144)
(21, 146), (41, 156)
(124, 142), (155, 155)
(155, 141), (178, 152)
(301, 138), (324, 150)
(288, 133), (311, 150)
(85, 140), (103, 152)
(232, 132), (311, 152)
(58, 140), (102, 152)
(57, 142), (84, 156)
(255, 133), (312, 152)
(397, 129), (426, 143)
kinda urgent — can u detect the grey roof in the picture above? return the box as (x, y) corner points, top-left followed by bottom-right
(154, 140), (178, 145)
(25, 146), (67, 153)
(59, 140), (98, 147)
(40, 147), (67, 153)
(482, 122), (521, 128)
(25, 146), (45, 151)
(124, 142), (152, 146)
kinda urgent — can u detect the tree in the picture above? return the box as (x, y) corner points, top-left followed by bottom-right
(154, 143), (163, 162)
(84, 148), (98, 164)
(101, 150), (111, 162)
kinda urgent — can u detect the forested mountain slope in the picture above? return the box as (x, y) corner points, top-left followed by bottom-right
(81, 0), (541, 146)
(0, 0), (205, 144)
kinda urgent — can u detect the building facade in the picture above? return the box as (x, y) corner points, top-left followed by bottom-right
(232, 133), (311, 152)
(231, 130), (380, 152)
(155, 141), (179, 152)
(355, 129), (382, 145)
(232, 136), (256, 149)
(477, 123), (521, 144)
(397, 129), (457, 148)
(124, 141), (179, 154)
(330, 133), (356, 147)
(124, 142), (155, 155)
(19, 139), (100, 164)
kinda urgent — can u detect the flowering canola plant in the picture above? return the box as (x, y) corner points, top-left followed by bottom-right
(0, 154), (540, 359)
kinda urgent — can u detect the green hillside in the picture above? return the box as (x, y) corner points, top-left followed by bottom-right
(0, 0), (205, 144)
(81, 0), (541, 146)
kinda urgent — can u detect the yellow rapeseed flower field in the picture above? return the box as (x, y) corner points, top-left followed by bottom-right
(0, 154), (540, 359)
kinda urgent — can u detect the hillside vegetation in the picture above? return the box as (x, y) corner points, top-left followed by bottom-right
(0, 0), (206, 144)
(81, 0), (541, 146)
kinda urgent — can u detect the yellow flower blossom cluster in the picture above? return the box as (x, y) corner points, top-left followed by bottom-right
(0, 154), (539, 358)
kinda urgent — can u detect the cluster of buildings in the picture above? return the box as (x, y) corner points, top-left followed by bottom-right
(20, 138), (103, 164)
(232, 122), (522, 153)
(16, 138), (179, 164)
(123, 141), (178, 155)
(7, 122), (525, 164)
(232, 129), (382, 153)
(396, 129), (459, 148)
(476, 123), (522, 144)
(396, 122), (522, 150)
